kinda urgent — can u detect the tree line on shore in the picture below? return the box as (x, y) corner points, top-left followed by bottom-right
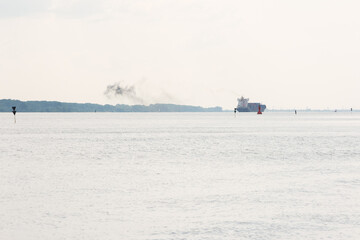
(0, 99), (223, 112)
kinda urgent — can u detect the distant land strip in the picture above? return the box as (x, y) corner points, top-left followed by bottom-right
(0, 99), (223, 112)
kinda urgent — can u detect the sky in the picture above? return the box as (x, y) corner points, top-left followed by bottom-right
(0, 0), (359, 109)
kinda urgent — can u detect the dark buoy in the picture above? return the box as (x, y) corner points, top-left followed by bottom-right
(257, 104), (262, 115)
(12, 106), (16, 123)
(295, 110), (297, 115)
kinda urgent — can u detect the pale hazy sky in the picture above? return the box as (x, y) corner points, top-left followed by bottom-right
(1, 0), (359, 109)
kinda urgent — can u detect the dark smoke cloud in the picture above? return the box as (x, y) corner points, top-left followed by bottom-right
(104, 82), (144, 104)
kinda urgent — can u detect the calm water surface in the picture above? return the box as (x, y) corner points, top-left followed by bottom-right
(1, 112), (359, 240)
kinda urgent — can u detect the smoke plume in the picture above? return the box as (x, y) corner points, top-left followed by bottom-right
(104, 82), (144, 104)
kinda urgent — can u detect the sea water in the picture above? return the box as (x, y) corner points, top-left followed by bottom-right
(0, 112), (359, 240)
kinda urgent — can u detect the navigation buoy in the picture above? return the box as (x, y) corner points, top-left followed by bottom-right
(257, 105), (262, 115)
(295, 110), (297, 115)
(12, 106), (16, 123)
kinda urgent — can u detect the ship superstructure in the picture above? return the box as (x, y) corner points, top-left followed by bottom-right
(237, 96), (249, 108)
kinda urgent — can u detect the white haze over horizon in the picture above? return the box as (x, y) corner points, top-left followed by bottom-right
(0, 0), (359, 110)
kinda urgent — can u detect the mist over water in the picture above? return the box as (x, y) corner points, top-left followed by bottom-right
(0, 112), (359, 240)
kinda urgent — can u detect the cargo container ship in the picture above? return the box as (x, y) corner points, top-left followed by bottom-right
(236, 96), (266, 112)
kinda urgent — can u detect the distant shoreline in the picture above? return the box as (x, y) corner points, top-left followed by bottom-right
(0, 99), (222, 112)
(266, 109), (358, 112)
